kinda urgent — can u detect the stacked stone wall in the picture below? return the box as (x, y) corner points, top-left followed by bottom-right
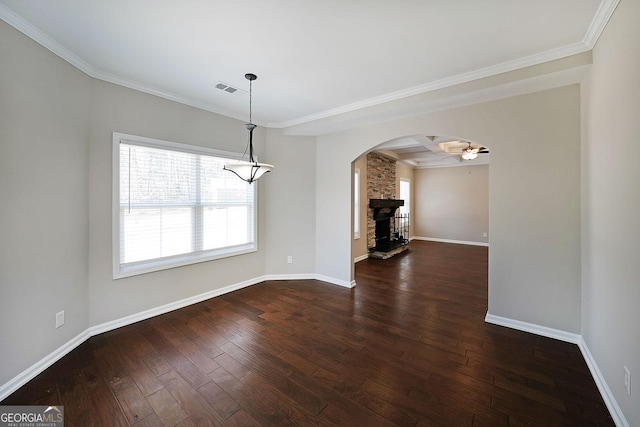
(366, 152), (396, 249)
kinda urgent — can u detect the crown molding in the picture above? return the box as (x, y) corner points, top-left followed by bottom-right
(2, 0), (619, 131)
(269, 41), (591, 129)
(583, 0), (620, 49)
(270, 0), (619, 129)
(0, 3), (252, 124)
(0, 2), (97, 75)
(283, 63), (590, 136)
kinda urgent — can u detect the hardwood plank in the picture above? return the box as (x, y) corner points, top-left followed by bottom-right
(143, 327), (210, 389)
(127, 360), (165, 397)
(93, 343), (128, 387)
(111, 376), (154, 425)
(170, 313), (227, 358)
(240, 367), (328, 416)
(197, 376), (242, 420)
(360, 376), (475, 426)
(84, 369), (129, 427)
(133, 413), (165, 426)
(209, 368), (329, 427)
(343, 386), (421, 426)
(276, 350), (320, 376)
(225, 410), (263, 427)
(290, 371), (397, 427)
(218, 341), (296, 379)
(142, 351), (173, 378)
(146, 387), (189, 427)
(163, 375), (227, 427)
(213, 352), (251, 380)
(55, 370), (96, 426)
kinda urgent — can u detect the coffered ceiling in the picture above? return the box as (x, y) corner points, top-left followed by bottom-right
(0, 0), (617, 132)
(376, 135), (490, 169)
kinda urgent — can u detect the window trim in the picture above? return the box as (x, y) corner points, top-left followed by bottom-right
(399, 177), (411, 216)
(354, 167), (360, 239)
(112, 132), (258, 279)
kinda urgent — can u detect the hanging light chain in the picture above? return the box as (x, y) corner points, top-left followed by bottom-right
(245, 73), (257, 163)
(249, 76), (253, 124)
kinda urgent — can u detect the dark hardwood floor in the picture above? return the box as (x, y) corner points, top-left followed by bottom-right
(2, 241), (614, 426)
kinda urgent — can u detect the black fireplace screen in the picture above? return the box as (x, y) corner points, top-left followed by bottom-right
(394, 213), (410, 244)
(371, 212), (409, 253)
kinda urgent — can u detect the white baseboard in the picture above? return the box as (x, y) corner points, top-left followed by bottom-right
(92, 272), (353, 336)
(413, 236), (489, 247)
(314, 274), (356, 288)
(578, 337), (630, 427)
(354, 254), (369, 263)
(264, 273), (316, 281)
(264, 273), (355, 289)
(485, 312), (628, 427)
(89, 276), (266, 336)
(484, 313), (580, 343)
(0, 329), (90, 401)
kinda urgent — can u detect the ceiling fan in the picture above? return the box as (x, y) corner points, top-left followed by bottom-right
(460, 142), (489, 160)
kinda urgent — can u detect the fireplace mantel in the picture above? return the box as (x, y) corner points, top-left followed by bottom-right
(369, 199), (404, 221)
(369, 199), (404, 209)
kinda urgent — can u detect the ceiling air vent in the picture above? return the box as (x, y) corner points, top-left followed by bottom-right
(214, 82), (243, 94)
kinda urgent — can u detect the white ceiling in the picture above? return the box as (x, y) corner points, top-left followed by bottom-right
(0, 0), (615, 133)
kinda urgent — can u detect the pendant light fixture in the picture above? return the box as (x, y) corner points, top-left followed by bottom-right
(223, 73), (274, 183)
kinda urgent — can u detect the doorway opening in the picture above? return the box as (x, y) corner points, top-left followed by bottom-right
(352, 133), (490, 266)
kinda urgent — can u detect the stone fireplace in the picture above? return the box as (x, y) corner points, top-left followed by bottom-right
(365, 152), (410, 259)
(366, 152), (396, 248)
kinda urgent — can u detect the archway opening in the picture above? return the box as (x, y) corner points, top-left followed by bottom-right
(350, 134), (490, 317)
(352, 134), (490, 263)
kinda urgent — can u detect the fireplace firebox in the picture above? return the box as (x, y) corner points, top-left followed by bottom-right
(369, 199), (409, 259)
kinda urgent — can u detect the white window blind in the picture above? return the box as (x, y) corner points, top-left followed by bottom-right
(113, 133), (257, 278)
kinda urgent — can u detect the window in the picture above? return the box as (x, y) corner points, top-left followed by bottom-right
(113, 133), (257, 278)
(354, 168), (360, 239)
(399, 178), (410, 216)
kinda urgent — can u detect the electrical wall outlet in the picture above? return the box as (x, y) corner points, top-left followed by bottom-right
(483, 232), (488, 238)
(55, 311), (65, 328)
(287, 256), (293, 264)
(624, 366), (631, 395)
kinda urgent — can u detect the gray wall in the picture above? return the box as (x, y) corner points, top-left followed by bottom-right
(317, 85), (582, 333)
(0, 19), (318, 389)
(582, 0), (640, 424)
(414, 165), (489, 243)
(88, 80), (268, 326)
(0, 20), (91, 386)
(263, 129), (316, 275)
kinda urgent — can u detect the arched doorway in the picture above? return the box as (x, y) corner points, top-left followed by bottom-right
(351, 134), (490, 274)
(315, 85), (581, 333)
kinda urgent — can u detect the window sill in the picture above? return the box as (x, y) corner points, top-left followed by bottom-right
(114, 243), (257, 279)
